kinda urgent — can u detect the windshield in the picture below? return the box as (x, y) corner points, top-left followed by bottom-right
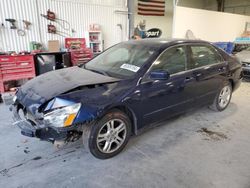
(84, 43), (156, 79)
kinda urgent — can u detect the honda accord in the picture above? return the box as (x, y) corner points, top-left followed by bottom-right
(11, 39), (242, 159)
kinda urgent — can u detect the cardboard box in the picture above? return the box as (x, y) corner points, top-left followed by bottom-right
(48, 40), (60, 52)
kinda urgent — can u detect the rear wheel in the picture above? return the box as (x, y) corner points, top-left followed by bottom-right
(209, 81), (232, 111)
(82, 109), (131, 159)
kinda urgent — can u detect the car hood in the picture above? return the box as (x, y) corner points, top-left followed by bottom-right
(16, 67), (120, 109)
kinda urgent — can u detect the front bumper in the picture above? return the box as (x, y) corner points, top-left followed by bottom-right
(242, 66), (250, 77)
(11, 105), (68, 141)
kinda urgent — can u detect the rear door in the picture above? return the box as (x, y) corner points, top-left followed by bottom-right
(187, 44), (228, 105)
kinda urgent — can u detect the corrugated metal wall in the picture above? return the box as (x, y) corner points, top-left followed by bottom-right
(0, 0), (128, 52)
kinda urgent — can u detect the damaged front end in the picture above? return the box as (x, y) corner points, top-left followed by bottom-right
(10, 96), (97, 143)
(10, 67), (124, 144)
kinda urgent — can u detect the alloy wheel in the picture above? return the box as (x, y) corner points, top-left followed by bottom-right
(96, 119), (127, 154)
(218, 85), (231, 109)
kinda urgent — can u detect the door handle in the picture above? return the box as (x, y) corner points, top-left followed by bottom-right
(218, 66), (226, 72)
(192, 72), (203, 81)
(194, 72), (202, 77)
(184, 76), (194, 83)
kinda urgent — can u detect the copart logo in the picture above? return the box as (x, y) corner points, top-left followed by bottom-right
(145, 28), (162, 38)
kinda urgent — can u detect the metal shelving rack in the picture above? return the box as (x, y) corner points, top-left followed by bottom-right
(85, 31), (104, 56)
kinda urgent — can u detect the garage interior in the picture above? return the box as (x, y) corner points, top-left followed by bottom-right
(0, 0), (250, 187)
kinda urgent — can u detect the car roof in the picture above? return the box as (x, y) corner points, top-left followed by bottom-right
(125, 38), (212, 50)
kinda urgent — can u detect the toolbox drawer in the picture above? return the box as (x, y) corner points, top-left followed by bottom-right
(16, 55), (34, 62)
(0, 55), (36, 92)
(70, 48), (93, 66)
(0, 56), (16, 63)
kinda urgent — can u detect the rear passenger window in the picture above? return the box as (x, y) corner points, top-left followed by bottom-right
(190, 45), (223, 69)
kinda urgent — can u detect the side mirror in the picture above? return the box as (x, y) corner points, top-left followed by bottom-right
(150, 70), (170, 80)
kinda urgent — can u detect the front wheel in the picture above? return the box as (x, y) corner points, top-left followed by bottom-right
(82, 109), (131, 159)
(209, 82), (232, 111)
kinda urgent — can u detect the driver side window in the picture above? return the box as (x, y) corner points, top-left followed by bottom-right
(151, 46), (187, 74)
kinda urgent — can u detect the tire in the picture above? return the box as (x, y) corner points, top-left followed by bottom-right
(209, 81), (232, 112)
(82, 109), (131, 159)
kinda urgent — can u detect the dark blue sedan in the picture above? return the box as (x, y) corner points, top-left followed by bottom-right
(11, 39), (242, 159)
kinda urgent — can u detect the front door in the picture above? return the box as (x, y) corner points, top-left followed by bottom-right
(139, 45), (197, 127)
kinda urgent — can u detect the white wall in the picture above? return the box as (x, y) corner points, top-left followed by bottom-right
(0, 0), (128, 52)
(173, 6), (250, 42)
(133, 0), (173, 38)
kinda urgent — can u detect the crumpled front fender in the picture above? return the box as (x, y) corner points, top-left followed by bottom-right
(73, 105), (101, 124)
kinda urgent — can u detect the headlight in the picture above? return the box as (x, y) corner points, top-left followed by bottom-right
(44, 103), (81, 128)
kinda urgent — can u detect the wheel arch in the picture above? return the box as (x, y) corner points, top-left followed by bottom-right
(228, 78), (234, 90)
(109, 105), (138, 136)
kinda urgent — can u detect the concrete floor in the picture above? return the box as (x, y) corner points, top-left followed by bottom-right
(0, 82), (250, 188)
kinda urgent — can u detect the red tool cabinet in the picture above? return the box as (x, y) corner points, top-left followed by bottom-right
(65, 38), (86, 50)
(0, 55), (36, 93)
(70, 48), (93, 66)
